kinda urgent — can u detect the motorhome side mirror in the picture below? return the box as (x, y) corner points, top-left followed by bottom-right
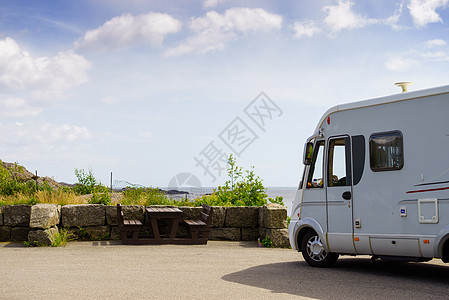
(303, 142), (314, 165)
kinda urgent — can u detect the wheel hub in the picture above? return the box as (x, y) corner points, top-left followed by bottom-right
(306, 236), (326, 261)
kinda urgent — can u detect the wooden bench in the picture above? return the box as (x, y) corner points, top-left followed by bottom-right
(184, 204), (213, 245)
(117, 204), (143, 244)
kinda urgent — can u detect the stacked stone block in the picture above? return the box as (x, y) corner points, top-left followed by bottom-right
(62, 204), (109, 240)
(259, 203), (290, 248)
(0, 205), (9, 242)
(28, 204), (61, 245)
(3, 205), (31, 242)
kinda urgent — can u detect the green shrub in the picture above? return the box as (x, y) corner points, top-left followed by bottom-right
(212, 155), (268, 206)
(88, 192), (112, 205)
(38, 181), (54, 193)
(268, 196), (284, 206)
(0, 164), (12, 195)
(258, 236), (273, 248)
(73, 168), (109, 195)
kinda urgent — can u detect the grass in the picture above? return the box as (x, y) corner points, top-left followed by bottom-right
(51, 228), (73, 247)
(36, 190), (84, 205)
(0, 189), (87, 206)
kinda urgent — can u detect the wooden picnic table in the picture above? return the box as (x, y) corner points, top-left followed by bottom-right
(117, 205), (212, 245)
(146, 207), (183, 241)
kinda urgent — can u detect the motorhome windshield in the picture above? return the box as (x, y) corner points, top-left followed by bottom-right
(306, 141), (324, 188)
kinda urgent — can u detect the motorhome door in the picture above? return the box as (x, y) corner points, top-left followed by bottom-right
(326, 136), (355, 253)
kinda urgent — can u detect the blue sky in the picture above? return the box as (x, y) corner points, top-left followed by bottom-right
(1, 0), (448, 189)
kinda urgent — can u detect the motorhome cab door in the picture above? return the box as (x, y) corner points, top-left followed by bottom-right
(326, 136), (355, 254)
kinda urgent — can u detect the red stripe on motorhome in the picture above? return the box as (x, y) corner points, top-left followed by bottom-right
(406, 186), (449, 194)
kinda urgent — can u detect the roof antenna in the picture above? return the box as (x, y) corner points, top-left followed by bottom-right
(395, 82), (413, 93)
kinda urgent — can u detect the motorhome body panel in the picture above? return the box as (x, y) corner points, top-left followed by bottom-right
(289, 85), (449, 260)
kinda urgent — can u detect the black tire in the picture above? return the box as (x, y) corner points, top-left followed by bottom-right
(301, 230), (339, 267)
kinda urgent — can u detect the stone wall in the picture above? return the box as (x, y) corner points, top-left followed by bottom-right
(0, 203), (289, 247)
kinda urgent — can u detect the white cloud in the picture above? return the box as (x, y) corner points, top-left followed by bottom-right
(164, 24), (235, 57)
(408, 0), (449, 28)
(293, 21), (322, 38)
(0, 37), (91, 96)
(13, 122), (90, 143)
(0, 97), (42, 118)
(323, 0), (380, 35)
(292, 1), (405, 38)
(75, 12), (182, 52)
(291, 1), (411, 38)
(386, 40), (449, 71)
(385, 1), (406, 30)
(422, 50), (449, 61)
(426, 38), (447, 47)
(189, 8), (282, 33)
(0, 121), (96, 170)
(0, 122), (91, 151)
(165, 8), (282, 57)
(203, 0), (228, 8)
(49, 124), (92, 142)
(386, 56), (418, 71)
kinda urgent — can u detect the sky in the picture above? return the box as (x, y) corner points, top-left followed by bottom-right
(0, 0), (449, 189)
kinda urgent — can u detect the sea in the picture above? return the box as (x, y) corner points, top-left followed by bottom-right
(166, 186), (297, 217)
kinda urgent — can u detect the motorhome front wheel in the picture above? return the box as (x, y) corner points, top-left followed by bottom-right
(301, 231), (339, 267)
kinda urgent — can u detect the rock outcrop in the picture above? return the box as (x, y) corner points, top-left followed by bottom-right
(1, 161), (61, 189)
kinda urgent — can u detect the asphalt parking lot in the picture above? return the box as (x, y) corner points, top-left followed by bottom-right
(1, 241), (449, 299)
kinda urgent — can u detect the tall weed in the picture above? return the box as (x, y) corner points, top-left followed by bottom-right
(51, 228), (73, 247)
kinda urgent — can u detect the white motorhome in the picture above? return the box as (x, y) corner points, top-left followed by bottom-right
(288, 84), (449, 267)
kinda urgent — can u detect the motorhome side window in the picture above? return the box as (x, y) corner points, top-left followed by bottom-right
(328, 138), (350, 186)
(306, 141), (324, 188)
(369, 131), (404, 171)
